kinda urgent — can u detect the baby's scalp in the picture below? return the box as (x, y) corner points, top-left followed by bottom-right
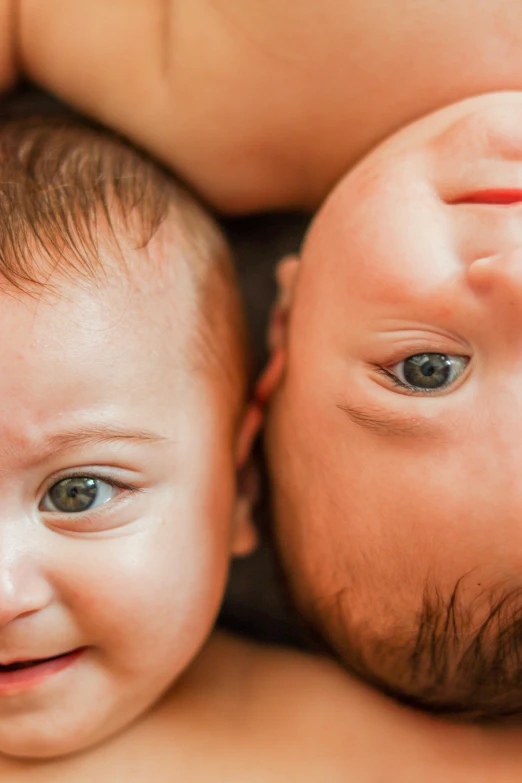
(0, 115), (253, 760)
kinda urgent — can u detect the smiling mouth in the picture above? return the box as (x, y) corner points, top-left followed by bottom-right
(0, 652), (71, 673)
(0, 648), (85, 691)
(450, 188), (522, 205)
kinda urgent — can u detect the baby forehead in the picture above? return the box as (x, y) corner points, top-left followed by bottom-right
(0, 285), (197, 439)
(0, 278), (174, 355)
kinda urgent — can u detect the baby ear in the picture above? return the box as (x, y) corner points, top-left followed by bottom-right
(268, 255), (300, 353)
(254, 254), (300, 407)
(231, 458), (259, 557)
(231, 403), (262, 557)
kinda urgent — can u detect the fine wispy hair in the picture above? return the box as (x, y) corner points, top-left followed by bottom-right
(330, 575), (522, 723)
(0, 113), (250, 412)
(0, 114), (173, 290)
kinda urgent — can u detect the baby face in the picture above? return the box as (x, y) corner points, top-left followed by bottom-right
(0, 233), (249, 759)
(267, 93), (522, 714)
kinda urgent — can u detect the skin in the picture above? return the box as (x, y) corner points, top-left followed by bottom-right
(13, 634), (522, 783)
(265, 92), (522, 695)
(6, 633), (522, 782)
(11, 0), (522, 212)
(0, 220), (255, 760)
(0, 0), (15, 92)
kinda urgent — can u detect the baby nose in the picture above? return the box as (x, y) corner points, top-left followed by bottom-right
(0, 545), (53, 628)
(468, 247), (522, 309)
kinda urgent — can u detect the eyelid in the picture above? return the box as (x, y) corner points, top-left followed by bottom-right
(372, 336), (471, 366)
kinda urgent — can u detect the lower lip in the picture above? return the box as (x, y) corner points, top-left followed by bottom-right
(451, 188), (522, 205)
(0, 649), (86, 694)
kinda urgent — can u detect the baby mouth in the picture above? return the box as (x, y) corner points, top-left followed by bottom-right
(0, 648), (85, 692)
(0, 654), (67, 672)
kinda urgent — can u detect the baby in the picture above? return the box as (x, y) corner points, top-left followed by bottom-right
(264, 91), (522, 723)
(0, 111), (254, 761)
(0, 112), (364, 778)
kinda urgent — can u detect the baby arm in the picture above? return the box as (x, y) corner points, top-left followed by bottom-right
(0, 0), (16, 92)
(17, 0), (522, 211)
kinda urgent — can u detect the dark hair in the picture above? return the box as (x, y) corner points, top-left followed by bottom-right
(324, 575), (522, 723)
(0, 114), (173, 289)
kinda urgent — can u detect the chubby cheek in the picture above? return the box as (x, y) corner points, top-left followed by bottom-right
(274, 388), (416, 604)
(57, 513), (230, 680)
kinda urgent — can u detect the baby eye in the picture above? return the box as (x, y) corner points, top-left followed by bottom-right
(41, 476), (116, 514)
(390, 353), (468, 391)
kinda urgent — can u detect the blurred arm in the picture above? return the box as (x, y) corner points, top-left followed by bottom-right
(18, 0), (522, 213)
(0, 0), (16, 92)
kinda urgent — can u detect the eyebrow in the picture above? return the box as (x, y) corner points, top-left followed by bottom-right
(337, 402), (440, 438)
(43, 424), (170, 454)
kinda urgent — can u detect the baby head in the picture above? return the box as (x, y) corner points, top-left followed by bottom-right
(0, 115), (255, 759)
(266, 91), (522, 722)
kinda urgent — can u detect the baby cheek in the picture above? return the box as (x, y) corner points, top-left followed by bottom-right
(61, 522), (228, 665)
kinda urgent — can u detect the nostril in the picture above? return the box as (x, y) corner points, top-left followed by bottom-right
(467, 256), (498, 293)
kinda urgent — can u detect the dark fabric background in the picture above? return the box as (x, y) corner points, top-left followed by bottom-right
(1, 84), (312, 648)
(221, 213), (310, 648)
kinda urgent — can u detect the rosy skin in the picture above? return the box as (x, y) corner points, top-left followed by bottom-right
(0, 0), (14, 92)
(266, 92), (522, 694)
(0, 224), (255, 760)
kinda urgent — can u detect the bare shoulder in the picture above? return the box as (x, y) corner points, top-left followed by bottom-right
(191, 631), (361, 709)
(159, 631), (358, 734)
(164, 632), (431, 761)
(173, 633), (522, 783)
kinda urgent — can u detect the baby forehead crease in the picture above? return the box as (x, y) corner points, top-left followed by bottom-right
(337, 403), (440, 438)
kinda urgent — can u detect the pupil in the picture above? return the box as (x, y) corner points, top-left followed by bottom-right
(403, 353), (452, 389)
(50, 477), (97, 513)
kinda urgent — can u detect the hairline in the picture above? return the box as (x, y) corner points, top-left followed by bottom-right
(0, 113), (250, 427)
